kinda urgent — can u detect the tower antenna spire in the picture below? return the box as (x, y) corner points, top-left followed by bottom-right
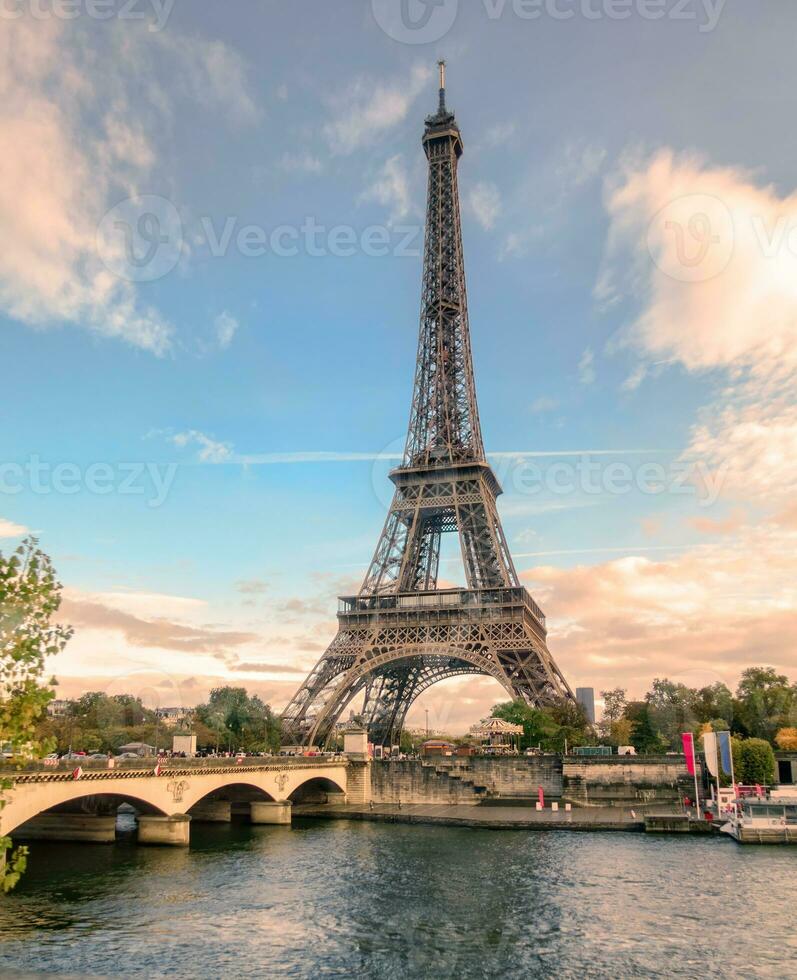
(438, 59), (447, 113)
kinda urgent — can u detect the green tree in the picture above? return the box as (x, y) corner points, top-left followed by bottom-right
(626, 702), (667, 755)
(548, 700), (592, 750)
(737, 738), (777, 785)
(1, 538), (72, 892)
(645, 678), (698, 750)
(733, 667), (796, 742)
(195, 687), (281, 753)
(610, 718), (635, 747)
(491, 700), (559, 751)
(601, 688), (627, 725)
(693, 682), (734, 727)
(598, 688), (627, 741)
(491, 699), (591, 752)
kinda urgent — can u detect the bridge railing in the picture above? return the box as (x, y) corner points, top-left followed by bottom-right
(0, 754), (348, 778)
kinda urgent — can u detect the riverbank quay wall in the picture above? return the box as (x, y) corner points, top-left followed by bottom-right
(370, 756), (691, 806)
(562, 756), (692, 807)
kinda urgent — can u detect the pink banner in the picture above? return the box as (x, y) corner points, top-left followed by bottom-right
(538, 786), (545, 808)
(681, 733), (696, 776)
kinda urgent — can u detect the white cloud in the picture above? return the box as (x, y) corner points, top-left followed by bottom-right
(150, 32), (261, 128)
(214, 311), (239, 350)
(599, 149), (797, 381)
(578, 348), (596, 385)
(0, 518), (29, 538)
(621, 363), (648, 392)
(522, 522), (797, 694)
(279, 151), (323, 175)
(0, 20), (172, 354)
(467, 181), (502, 231)
(324, 64), (432, 155)
(555, 142), (607, 192)
(359, 155), (413, 224)
(530, 396), (559, 413)
(172, 430), (233, 463)
(499, 225), (544, 261)
(685, 387), (797, 510)
(599, 149), (797, 518)
(0, 16), (258, 355)
(482, 122), (516, 147)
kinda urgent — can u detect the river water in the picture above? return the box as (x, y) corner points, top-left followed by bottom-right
(1, 819), (795, 978)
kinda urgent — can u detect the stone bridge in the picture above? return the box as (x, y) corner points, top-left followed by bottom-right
(1, 758), (369, 847)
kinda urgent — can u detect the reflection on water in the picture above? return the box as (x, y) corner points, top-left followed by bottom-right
(1, 820), (795, 978)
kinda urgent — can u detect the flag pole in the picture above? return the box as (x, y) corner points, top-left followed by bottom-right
(682, 732), (700, 818)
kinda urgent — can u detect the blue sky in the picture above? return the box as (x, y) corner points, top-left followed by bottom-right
(2, 1), (796, 729)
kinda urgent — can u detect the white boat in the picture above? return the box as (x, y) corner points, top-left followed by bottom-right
(720, 788), (797, 844)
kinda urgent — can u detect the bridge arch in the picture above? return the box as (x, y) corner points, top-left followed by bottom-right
(183, 781), (276, 813)
(288, 775), (347, 805)
(2, 787), (169, 837)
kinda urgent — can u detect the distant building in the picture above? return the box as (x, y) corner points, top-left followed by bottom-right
(155, 706), (192, 727)
(172, 734), (197, 757)
(46, 699), (73, 717)
(421, 739), (455, 758)
(576, 687), (596, 724)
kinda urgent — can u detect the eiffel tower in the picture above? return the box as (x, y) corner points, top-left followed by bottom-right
(281, 63), (574, 748)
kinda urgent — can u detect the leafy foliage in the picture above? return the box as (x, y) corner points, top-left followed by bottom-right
(775, 727), (797, 751)
(491, 699), (591, 752)
(594, 670), (795, 754)
(625, 702), (667, 755)
(36, 693), (161, 754)
(736, 738), (777, 785)
(1, 538), (71, 892)
(733, 667), (796, 742)
(194, 687), (281, 753)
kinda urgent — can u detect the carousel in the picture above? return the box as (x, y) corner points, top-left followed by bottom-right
(469, 717), (524, 754)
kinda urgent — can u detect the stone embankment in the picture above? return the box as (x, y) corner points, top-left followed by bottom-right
(370, 756), (691, 809)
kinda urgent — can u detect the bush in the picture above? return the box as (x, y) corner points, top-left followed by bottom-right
(737, 738), (776, 785)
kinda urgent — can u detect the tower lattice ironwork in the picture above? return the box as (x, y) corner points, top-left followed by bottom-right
(281, 64), (574, 748)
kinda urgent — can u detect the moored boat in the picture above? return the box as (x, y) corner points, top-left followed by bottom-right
(720, 789), (797, 844)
